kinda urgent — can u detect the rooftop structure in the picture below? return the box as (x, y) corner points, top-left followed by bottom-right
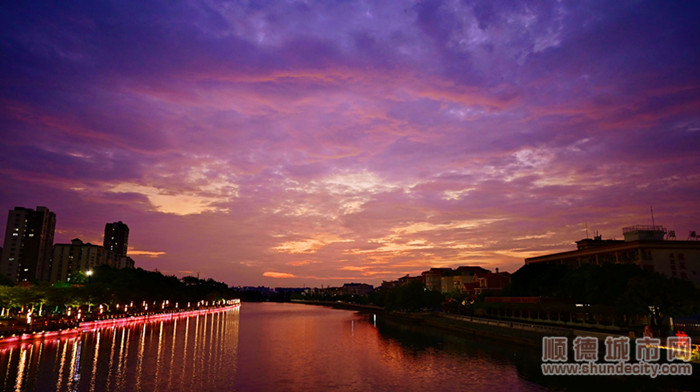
(525, 225), (700, 286)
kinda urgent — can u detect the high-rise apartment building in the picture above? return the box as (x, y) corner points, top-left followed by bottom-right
(1, 206), (56, 282)
(103, 221), (129, 257)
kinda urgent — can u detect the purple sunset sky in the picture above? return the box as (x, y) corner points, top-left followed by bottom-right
(1, 1), (699, 287)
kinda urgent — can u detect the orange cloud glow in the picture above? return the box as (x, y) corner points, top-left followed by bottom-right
(263, 272), (297, 279)
(128, 249), (167, 258)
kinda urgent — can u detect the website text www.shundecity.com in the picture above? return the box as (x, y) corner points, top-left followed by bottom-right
(541, 360), (692, 377)
(541, 335), (695, 378)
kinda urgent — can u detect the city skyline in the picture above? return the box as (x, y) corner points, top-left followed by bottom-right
(1, 1), (699, 286)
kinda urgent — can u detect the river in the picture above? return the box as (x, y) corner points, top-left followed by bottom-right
(0, 302), (695, 391)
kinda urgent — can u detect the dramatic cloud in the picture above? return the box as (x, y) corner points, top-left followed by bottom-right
(1, 0), (699, 286)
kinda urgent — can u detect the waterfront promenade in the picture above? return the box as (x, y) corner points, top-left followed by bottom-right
(0, 299), (240, 345)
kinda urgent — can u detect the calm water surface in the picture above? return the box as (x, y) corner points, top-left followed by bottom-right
(0, 303), (695, 391)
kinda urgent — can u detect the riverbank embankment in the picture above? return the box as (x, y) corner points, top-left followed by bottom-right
(293, 300), (625, 348)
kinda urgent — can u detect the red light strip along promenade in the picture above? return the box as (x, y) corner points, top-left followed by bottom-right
(0, 300), (240, 348)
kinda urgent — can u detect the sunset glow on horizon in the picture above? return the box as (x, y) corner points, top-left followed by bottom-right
(1, 1), (699, 286)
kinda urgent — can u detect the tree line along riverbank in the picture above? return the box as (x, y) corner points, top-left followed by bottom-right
(0, 265), (239, 337)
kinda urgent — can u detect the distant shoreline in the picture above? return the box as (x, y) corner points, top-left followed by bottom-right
(294, 299), (639, 347)
(295, 299), (700, 369)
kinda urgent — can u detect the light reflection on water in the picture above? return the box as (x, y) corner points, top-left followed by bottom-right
(0, 308), (240, 392)
(1, 303), (696, 391)
(230, 303), (548, 392)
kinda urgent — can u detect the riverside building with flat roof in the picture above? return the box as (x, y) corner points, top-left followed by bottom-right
(525, 225), (700, 286)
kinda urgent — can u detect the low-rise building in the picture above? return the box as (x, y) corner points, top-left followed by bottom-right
(104, 251), (135, 269)
(422, 268), (453, 291)
(477, 270), (511, 295)
(525, 225), (700, 286)
(342, 283), (373, 296)
(460, 269), (511, 297)
(398, 274), (424, 286)
(422, 266), (493, 293)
